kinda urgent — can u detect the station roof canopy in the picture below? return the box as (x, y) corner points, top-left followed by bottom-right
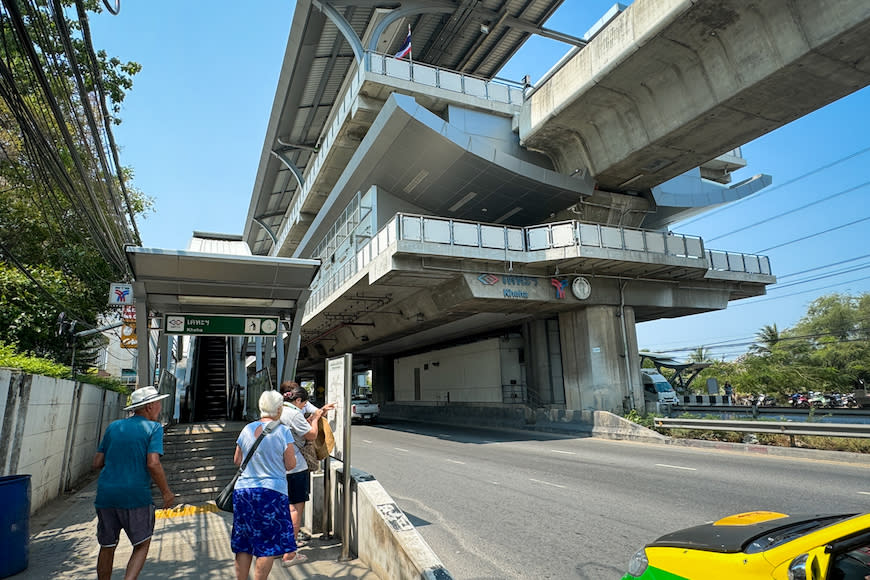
(126, 246), (320, 317)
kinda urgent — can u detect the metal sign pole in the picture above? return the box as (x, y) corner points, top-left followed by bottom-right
(340, 353), (353, 561)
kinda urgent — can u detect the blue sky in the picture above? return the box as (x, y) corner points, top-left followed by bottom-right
(90, 2), (870, 360)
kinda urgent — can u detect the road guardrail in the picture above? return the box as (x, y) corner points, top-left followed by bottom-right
(654, 417), (870, 446)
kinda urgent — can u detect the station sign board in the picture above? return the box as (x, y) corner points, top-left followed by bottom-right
(164, 314), (280, 337)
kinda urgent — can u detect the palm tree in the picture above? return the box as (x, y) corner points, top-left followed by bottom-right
(689, 346), (712, 363)
(751, 324), (780, 355)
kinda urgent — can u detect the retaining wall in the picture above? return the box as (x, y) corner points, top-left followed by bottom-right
(0, 368), (127, 513)
(382, 402), (666, 443)
(305, 462), (452, 579)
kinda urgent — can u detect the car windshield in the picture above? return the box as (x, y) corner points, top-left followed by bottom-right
(655, 381), (673, 393)
(744, 515), (854, 554)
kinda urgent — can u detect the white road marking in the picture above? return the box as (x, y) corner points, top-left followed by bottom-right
(859, 491), (870, 496)
(394, 447), (409, 452)
(361, 439), (372, 444)
(530, 478), (566, 489)
(551, 449), (576, 455)
(655, 464), (697, 471)
(446, 459), (466, 465)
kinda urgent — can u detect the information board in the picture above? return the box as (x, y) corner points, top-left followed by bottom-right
(326, 354), (351, 461)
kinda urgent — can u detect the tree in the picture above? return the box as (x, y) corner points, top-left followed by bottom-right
(0, 0), (146, 362)
(750, 323), (780, 356)
(688, 346), (713, 363)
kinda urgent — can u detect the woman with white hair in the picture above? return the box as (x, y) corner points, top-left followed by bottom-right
(231, 390), (301, 579)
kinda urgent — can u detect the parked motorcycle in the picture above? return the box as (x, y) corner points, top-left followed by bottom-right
(789, 393), (809, 408)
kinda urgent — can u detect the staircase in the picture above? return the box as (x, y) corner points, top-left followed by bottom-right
(155, 421), (246, 506)
(193, 337), (229, 421)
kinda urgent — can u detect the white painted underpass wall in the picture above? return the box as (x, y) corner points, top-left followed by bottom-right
(0, 368), (126, 513)
(393, 337), (509, 402)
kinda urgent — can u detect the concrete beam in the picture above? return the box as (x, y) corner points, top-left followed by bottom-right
(520, 0), (870, 191)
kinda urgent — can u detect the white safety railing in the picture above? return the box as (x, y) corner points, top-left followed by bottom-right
(365, 52), (526, 106)
(706, 249), (772, 275)
(274, 55), (525, 255)
(305, 213), (772, 316)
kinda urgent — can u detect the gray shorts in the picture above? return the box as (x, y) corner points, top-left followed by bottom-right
(96, 505), (156, 547)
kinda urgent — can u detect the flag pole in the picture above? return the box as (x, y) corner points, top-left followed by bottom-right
(407, 24), (413, 80)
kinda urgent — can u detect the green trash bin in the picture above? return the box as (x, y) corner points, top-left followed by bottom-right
(0, 474), (31, 578)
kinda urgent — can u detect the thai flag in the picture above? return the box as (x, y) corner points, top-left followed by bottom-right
(395, 26), (412, 59)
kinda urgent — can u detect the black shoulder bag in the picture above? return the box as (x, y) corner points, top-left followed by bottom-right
(215, 420), (280, 512)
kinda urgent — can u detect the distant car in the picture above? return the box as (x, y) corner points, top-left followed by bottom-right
(350, 397), (379, 423)
(622, 511), (870, 580)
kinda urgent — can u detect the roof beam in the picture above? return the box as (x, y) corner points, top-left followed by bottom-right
(502, 16), (587, 47)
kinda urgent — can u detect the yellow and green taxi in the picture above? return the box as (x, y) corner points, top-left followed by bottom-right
(622, 511), (870, 580)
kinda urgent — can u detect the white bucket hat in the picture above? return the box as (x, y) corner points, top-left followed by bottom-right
(124, 386), (170, 411)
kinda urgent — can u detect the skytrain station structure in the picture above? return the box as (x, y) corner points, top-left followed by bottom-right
(131, 0), (870, 417)
(240, 0), (781, 414)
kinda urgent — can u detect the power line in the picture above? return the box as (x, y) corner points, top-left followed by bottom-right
(706, 180), (870, 242)
(777, 253), (870, 280)
(677, 145), (870, 228)
(753, 216), (870, 253)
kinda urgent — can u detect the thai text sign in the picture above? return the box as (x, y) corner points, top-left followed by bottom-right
(164, 314), (280, 336)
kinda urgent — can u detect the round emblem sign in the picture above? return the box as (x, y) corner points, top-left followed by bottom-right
(261, 319), (277, 334)
(571, 277), (591, 300)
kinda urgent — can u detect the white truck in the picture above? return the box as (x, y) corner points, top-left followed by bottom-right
(641, 369), (679, 405)
(351, 397), (380, 423)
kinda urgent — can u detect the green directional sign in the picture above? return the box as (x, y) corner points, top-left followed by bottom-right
(164, 314), (280, 336)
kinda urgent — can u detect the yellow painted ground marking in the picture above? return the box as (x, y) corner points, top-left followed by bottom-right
(156, 503), (220, 519)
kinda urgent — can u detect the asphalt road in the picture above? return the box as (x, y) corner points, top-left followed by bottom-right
(349, 420), (870, 580)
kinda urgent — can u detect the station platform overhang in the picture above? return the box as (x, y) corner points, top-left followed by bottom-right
(125, 246), (320, 386)
(126, 247), (320, 316)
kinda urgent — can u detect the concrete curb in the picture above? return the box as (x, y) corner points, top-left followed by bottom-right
(310, 460), (453, 580)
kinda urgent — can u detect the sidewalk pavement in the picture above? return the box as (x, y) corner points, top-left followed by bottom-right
(17, 475), (381, 580)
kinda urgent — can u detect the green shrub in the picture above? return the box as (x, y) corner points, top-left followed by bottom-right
(0, 342), (129, 393)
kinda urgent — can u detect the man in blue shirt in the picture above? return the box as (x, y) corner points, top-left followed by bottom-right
(93, 386), (175, 579)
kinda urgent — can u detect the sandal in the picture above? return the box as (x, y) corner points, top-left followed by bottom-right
(282, 553), (308, 567)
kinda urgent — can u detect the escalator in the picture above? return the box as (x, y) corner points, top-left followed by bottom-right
(191, 336), (229, 421)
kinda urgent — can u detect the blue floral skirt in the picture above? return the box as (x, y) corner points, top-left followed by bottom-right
(231, 487), (297, 557)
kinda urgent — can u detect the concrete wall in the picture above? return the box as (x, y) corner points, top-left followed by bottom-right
(393, 337), (516, 403)
(0, 369), (126, 513)
(382, 402), (667, 444)
(305, 461), (453, 579)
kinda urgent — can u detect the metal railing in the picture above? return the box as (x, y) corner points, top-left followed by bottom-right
(274, 53), (525, 255)
(706, 249), (772, 275)
(365, 51), (526, 105)
(654, 417), (870, 442)
(306, 213), (771, 315)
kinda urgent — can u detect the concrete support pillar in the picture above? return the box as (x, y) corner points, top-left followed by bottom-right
(370, 356), (394, 404)
(158, 332), (169, 382)
(312, 369), (326, 404)
(558, 305), (641, 413)
(134, 295), (149, 388)
(276, 331), (285, 385)
(525, 319), (552, 404)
